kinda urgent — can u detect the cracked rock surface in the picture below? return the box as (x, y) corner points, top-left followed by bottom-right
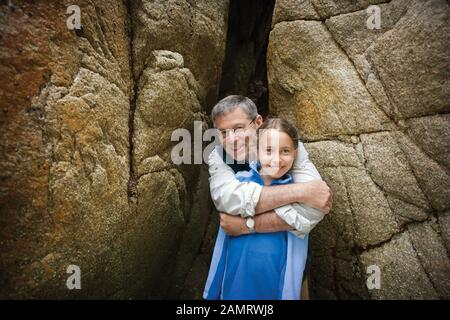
(0, 0), (227, 299)
(268, 0), (450, 299)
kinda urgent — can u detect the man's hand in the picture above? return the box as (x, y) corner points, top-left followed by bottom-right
(219, 213), (249, 236)
(297, 181), (333, 214)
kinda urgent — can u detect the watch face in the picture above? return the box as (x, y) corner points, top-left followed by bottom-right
(246, 218), (255, 229)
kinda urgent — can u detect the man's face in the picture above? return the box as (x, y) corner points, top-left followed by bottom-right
(214, 107), (262, 162)
(258, 129), (296, 179)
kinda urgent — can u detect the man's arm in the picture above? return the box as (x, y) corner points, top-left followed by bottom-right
(219, 142), (333, 238)
(254, 181), (331, 214)
(254, 211), (294, 233)
(208, 146), (331, 217)
(219, 211), (293, 236)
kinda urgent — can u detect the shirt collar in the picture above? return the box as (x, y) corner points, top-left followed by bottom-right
(249, 161), (293, 185)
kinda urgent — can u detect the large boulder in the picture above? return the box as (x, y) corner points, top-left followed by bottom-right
(0, 0), (228, 299)
(0, 0), (132, 299)
(130, 0), (229, 110)
(127, 0), (228, 298)
(268, 0), (450, 299)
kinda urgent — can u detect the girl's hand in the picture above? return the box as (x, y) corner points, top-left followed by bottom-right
(219, 213), (249, 236)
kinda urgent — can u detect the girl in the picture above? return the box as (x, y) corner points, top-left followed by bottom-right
(204, 118), (309, 300)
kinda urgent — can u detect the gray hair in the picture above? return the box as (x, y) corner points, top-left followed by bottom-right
(211, 95), (258, 126)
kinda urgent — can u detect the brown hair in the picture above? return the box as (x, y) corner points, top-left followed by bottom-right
(258, 117), (299, 149)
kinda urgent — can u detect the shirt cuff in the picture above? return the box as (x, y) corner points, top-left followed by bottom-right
(274, 205), (311, 238)
(241, 182), (263, 218)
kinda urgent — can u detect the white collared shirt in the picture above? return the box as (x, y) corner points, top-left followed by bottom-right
(208, 143), (325, 238)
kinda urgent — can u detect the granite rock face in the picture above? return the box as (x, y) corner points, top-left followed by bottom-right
(0, 0), (228, 298)
(268, 0), (450, 299)
(1, 0), (449, 300)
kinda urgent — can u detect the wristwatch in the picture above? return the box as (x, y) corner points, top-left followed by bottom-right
(246, 217), (255, 233)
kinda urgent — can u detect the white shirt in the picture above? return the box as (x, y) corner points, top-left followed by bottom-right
(208, 143), (326, 238)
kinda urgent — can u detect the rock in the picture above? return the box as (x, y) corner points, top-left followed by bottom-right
(304, 141), (363, 168)
(268, 0), (450, 299)
(121, 170), (186, 298)
(304, 138), (400, 250)
(130, 0), (228, 109)
(324, 0), (411, 76)
(178, 207), (220, 299)
(324, 0), (450, 120)
(309, 167), (354, 250)
(342, 167), (400, 248)
(438, 211), (450, 254)
(178, 254), (211, 299)
(360, 131), (429, 209)
(0, 0), (226, 299)
(305, 143), (361, 251)
(0, 0), (131, 299)
(405, 114), (450, 170)
(360, 232), (439, 299)
(365, 0), (450, 119)
(127, 2), (229, 294)
(335, 252), (370, 299)
(218, 0), (274, 115)
(393, 131), (450, 211)
(386, 195), (429, 227)
(272, 0), (320, 26)
(165, 167), (212, 298)
(311, 0), (388, 19)
(407, 221), (450, 298)
(133, 49), (204, 177)
(267, 20), (393, 141)
(309, 249), (336, 292)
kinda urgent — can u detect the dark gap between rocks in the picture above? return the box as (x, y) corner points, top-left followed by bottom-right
(218, 0), (275, 118)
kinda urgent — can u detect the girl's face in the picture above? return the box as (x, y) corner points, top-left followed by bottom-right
(258, 129), (296, 179)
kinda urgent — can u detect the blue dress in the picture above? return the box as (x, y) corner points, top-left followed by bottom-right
(204, 161), (309, 300)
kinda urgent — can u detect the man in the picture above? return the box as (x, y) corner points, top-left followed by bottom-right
(203, 95), (333, 299)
